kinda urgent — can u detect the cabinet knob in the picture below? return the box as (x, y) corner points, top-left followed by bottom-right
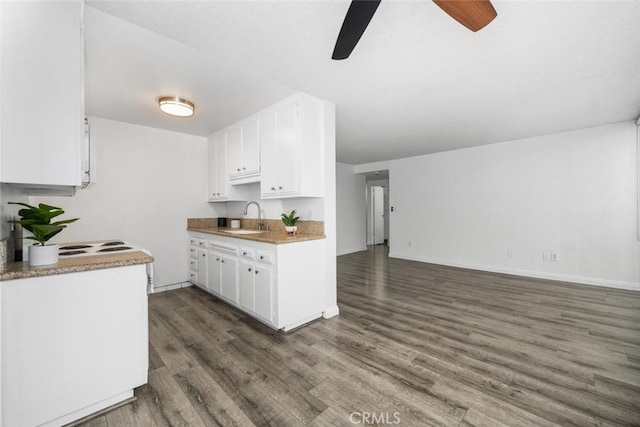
(202, 253), (205, 257)
(270, 187), (275, 191)
(255, 270), (259, 275)
(216, 258), (220, 261)
(248, 268), (252, 272)
(221, 260), (225, 263)
(279, 186), (283, 190)
(243, 251), (247, 255)
(242, 167), (246, 170)
(260, 255), (264, 260)
(236, 168), (241, 172)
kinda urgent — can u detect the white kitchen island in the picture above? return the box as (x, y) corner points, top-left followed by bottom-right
(0, 253), (152, 427)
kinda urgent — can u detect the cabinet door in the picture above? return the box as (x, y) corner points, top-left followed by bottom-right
(239, 261), (255, 312)
(241, 118), (260, 175)
(254, 264), (274, 323)
(220, 255), (238, 304)
(207, 251), (222, 295)
(207, 136), (218, 199)
(275, 101), (299, 195)
(1, 1), (83, 186)
(259, 110), (278, 197)
(197, 249), (207, 288)
(226, 127), (242, 177)
(214, 136), (228, 198)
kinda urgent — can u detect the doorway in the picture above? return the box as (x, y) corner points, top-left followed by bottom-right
(370, 186), (385, 245)
(365, 171), (390, 250)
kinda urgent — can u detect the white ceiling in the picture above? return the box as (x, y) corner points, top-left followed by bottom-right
(85, 1), (640, 165)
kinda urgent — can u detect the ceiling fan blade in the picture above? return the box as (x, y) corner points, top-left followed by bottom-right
(432, 0), (497, 32)
(332, 0), (382, 60)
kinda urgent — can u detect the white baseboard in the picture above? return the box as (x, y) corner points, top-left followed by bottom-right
(152, 281), (193, 294)
(323, 305), (340, 319)
(388, 252), (640, 292)
(337, 246), (368, 256)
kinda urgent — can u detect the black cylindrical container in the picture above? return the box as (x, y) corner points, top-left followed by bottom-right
(217, 217), (227, 228)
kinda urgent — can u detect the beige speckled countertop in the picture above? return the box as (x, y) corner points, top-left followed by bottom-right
(188, 227), (325, 244)
(0, 251), (154, 282)
(187, 218), (326, 244)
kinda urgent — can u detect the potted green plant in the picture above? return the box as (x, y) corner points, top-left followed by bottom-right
(7, 202), (79, 266)
(281, 209), (300, 233)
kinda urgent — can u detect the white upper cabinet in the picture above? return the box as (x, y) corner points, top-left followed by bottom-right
(207, 134), (249, 202)
(0, 1), (85, 187)
(227, 118), (260, 182)
(240, 118), (260, 176)
(260, 94), (324, 199)
(206, 92), (328, 201)
(226, 127), (242, 178)
(208, 135), (227, 200)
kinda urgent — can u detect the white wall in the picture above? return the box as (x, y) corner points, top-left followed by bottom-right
(389, 121), (639, 290)
(31, 117), (221, 287)
(336, 162), (366, 256)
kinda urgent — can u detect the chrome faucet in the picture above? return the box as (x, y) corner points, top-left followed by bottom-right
(243, 201), (264, 230)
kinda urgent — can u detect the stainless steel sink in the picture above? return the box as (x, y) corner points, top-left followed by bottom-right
(221, 229), (264, 235)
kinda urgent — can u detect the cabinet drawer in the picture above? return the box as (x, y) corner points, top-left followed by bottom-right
(240, 247), (255, 260)
(256, 250), (274, 265)
(208, 240), (239, 255)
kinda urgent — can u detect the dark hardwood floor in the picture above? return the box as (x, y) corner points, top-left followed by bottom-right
(79, 246), (640, 426)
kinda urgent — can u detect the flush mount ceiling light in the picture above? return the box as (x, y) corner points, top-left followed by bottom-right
(158, 96), (195, 117)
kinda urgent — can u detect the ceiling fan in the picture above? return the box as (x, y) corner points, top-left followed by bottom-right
(332, 0), (498, 60)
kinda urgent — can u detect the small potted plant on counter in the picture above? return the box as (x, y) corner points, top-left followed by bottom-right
(281, 209), (300, 234)
(7, 202), (79, 266)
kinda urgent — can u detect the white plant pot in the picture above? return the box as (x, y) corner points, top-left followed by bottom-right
(28, 244), (59, 266)
(285, 226), (297, 233)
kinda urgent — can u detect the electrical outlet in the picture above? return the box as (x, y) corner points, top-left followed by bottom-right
(542, 252), (549, 261)
(507, 249), (513, 258)
(304, 209), (313, 220)
(550, 252), (558, 262)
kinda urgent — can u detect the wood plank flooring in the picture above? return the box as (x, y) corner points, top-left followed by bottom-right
(78, 246), (640, 426)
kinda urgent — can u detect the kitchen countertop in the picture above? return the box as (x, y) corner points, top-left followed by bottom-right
(187, 226), (326, 244)
(0, 251), (154, 282)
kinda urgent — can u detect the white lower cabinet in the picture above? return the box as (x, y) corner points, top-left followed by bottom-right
(197, 247), (207, 288)
(220, 255), (238, 304)
(206, 239), (239, 304)
(207, 250), (222, 295)
(1, 265), (148, 426)
(188, 235), (207, 288)
(254, 263), (274, 322)
(240, 259), (275, 324)
(188, 244), (198, 285)
(189, 232), (323, 330)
